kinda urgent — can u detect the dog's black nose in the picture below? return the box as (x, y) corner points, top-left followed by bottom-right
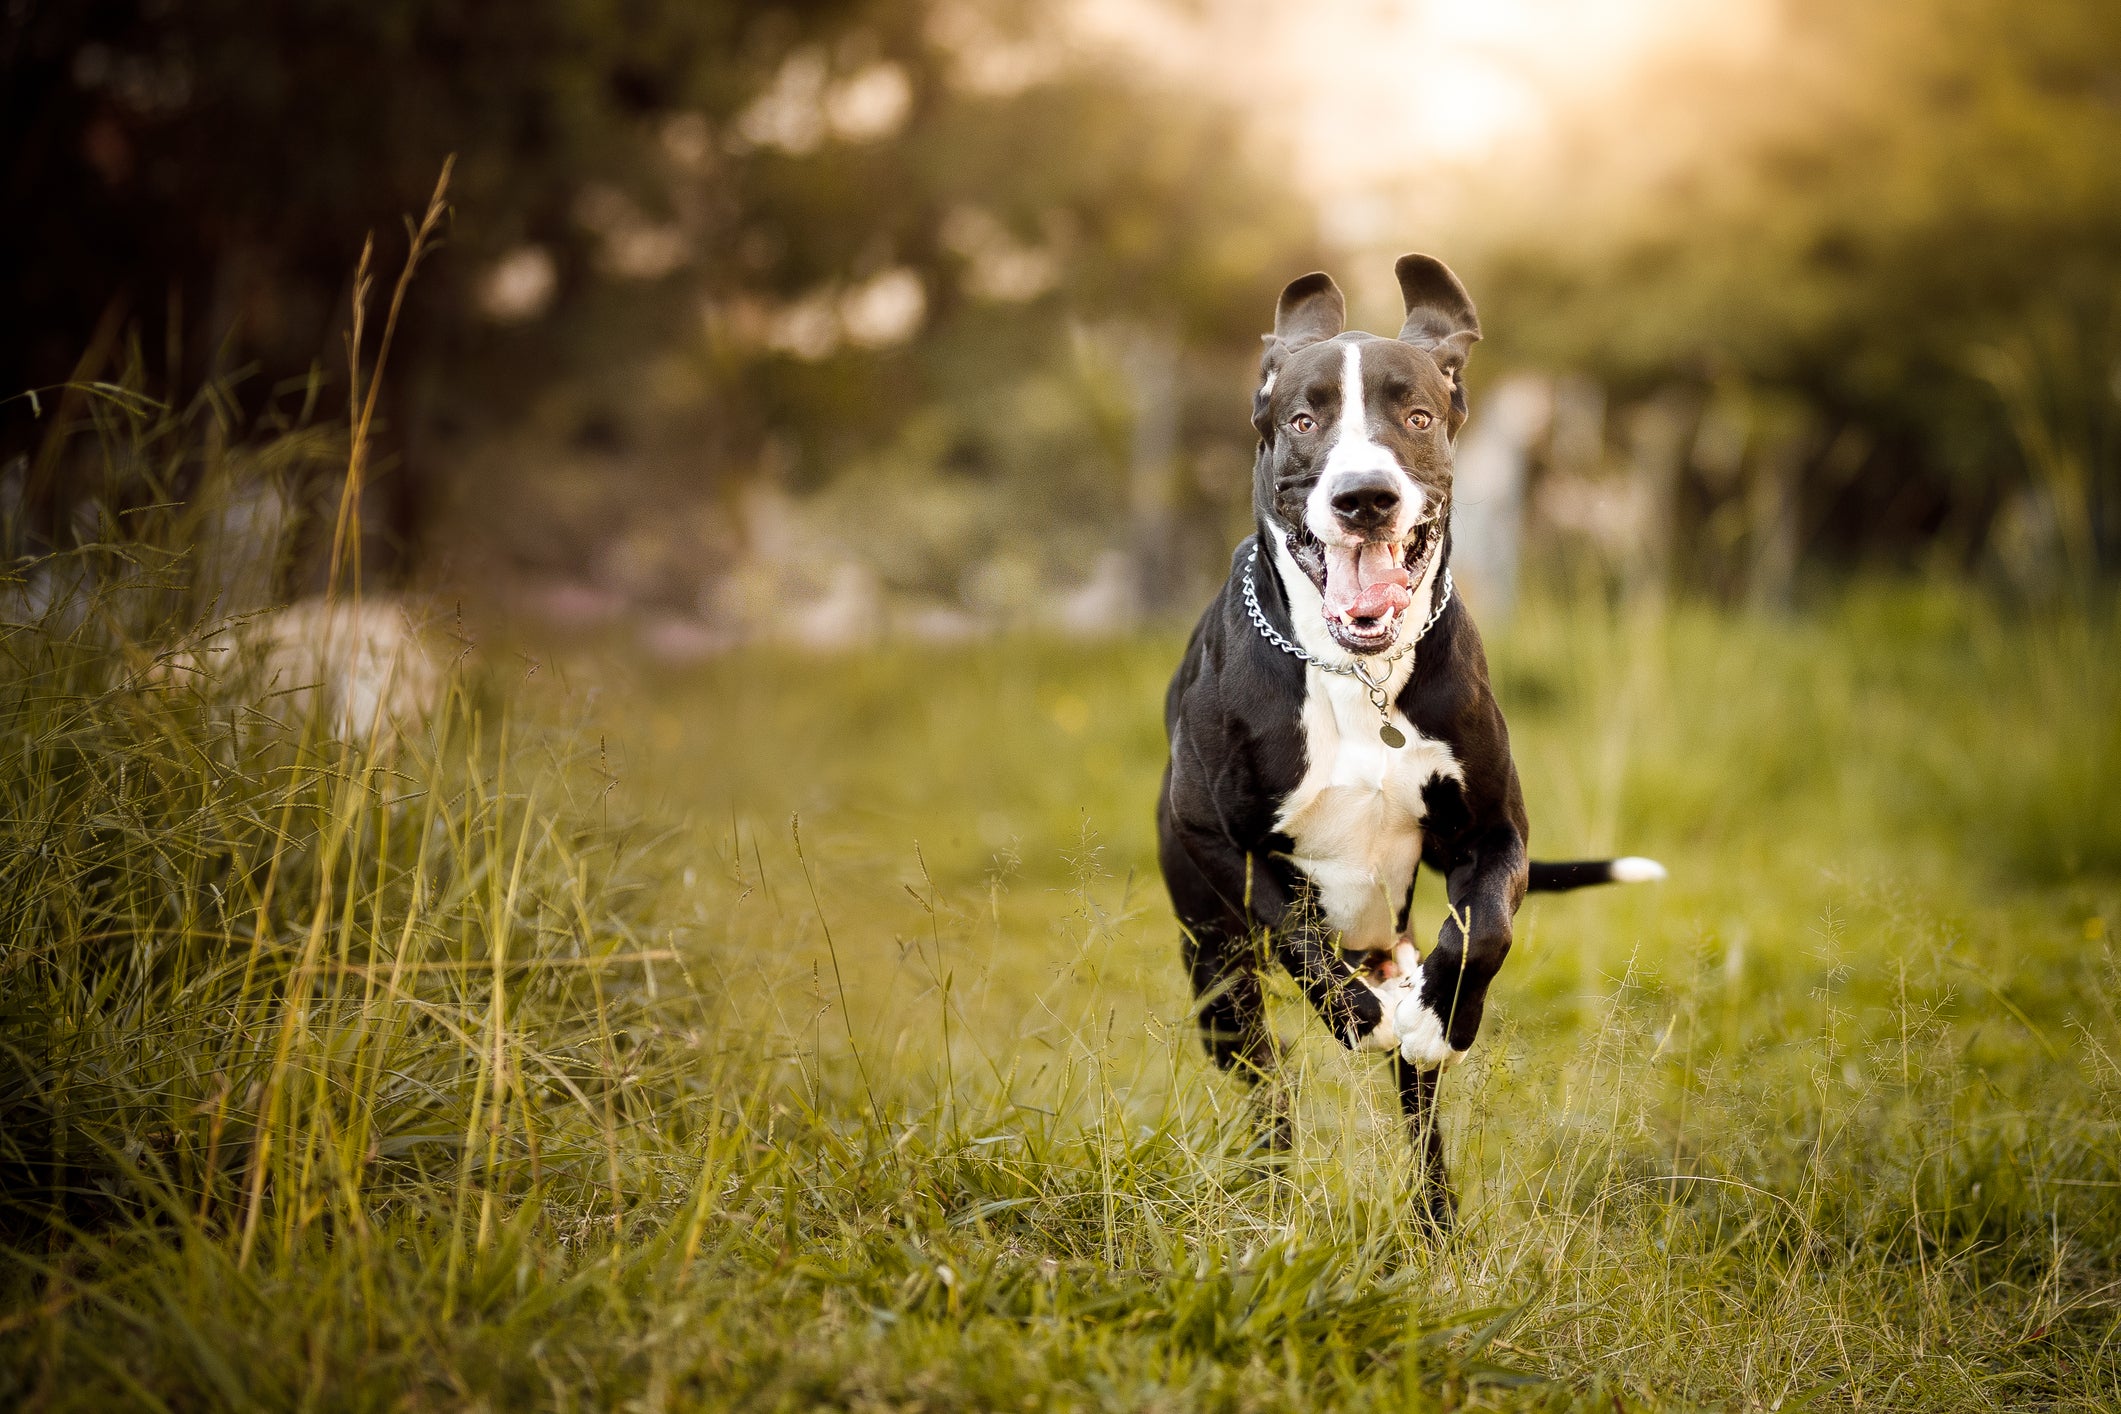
(1330, 474), (1400, 531)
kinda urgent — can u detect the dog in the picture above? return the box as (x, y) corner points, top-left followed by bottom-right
(1156, 254), (1663, 1224)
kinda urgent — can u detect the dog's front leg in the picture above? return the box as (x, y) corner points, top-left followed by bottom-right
(1395, 1053), (1455, 1228)
(1269, 892), (1415, 1054)
(1163, 831), (1407, 1054)
(1395, 823), (1528, 1069)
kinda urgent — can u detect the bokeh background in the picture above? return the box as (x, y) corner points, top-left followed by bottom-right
(11, 0), (2120, 640)
(10, 8), (2121, 1407)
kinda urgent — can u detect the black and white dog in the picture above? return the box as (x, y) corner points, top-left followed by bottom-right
(1157, 255), (1662, 1222)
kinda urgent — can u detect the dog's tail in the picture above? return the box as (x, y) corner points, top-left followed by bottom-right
(1527, 857), (1667, 893)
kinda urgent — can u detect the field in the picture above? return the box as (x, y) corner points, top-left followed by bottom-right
(5, 552), (2121, 1410)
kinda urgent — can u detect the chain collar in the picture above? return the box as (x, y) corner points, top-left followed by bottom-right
(1241, 535), (1454, 748)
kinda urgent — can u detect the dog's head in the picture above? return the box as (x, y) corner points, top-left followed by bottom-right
(1251, 255), (1480, 655)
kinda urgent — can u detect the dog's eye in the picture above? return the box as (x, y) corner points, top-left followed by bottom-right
(1289, 413), (1317, 434)
(1407, 409), (1435, 431)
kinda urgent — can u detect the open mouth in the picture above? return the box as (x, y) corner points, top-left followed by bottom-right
(1288, 514), (1442, 655)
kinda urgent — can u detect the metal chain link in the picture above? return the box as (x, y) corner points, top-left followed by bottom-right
(1242, 538), (1454, 747)
(1242, 542), (1453, 680)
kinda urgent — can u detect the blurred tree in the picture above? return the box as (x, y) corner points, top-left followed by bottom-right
(2, 0), (1317, 614)
(1465, 0), (2121, 580)
(4, 0), (871, 569)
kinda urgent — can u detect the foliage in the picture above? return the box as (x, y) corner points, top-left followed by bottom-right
(1463, 0), (2121, 574)
(3, 1), (1317, 598)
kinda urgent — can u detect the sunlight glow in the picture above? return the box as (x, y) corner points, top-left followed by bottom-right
(1079, 0), (1774, 204)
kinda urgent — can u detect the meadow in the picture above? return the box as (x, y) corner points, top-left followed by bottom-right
(4, 525), (2120, 1408)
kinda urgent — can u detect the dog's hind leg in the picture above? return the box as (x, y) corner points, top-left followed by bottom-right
(1159, 805), (1295, 1150)
(1395, 1055), (1455, 1231)
(1183, 925), (1289, 1150)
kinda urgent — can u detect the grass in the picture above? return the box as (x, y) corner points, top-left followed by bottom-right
(4, 439), (2121, 1408)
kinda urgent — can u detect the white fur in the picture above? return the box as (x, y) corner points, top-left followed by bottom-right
(1353, 973), (1417, 1051)
(1302, 342), (1425, 549)
(1610, 856), (1667, 883)
(1393, 990), (1466, 1068)
(1269, 534), (1457, 962)
(1266, 347), (1458, 1059)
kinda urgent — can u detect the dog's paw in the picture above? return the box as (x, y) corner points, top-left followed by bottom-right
(1353, 973), (1417, 1052)
(1393, 993), (1468, 1069)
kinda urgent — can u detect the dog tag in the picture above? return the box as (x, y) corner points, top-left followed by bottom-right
(1379, 721), (1406, 749)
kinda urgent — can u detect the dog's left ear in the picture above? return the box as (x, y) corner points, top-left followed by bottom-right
(1395, 254), (1481, 422)
(1254, 271), (1347, 436)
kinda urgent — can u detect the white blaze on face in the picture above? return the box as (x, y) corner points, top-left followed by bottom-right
(1302, 341), (1426, 629)
(1302, 342), (1427, 546)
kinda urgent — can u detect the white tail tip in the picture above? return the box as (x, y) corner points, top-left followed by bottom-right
(1610, 856), (1668, 883)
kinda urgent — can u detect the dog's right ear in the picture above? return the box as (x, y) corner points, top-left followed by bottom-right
(1394, 254), (1480, 423)
(1255, 272), (1345, 432)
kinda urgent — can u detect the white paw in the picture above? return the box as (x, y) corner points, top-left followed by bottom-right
(1393, 993), (1468, 1069)
(1353, 973), (1417, 1052)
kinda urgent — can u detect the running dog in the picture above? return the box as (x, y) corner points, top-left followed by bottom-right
(1156, 255), (1663, 1224)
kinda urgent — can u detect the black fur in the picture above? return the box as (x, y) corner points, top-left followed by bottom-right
(1528, 860), (1635, 891)
(1157, 256), (1653, 1227)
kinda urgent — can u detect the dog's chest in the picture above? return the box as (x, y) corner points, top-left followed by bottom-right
(1274, 671), (1461, 952)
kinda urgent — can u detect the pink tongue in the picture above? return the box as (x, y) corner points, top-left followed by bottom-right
(1323, 542), (1412, 622)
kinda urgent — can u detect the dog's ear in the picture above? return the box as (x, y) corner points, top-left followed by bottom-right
(1273, 271), (1346, 350)
(1255, 272), (1345, 432)
(1394, 254), (1480, 420)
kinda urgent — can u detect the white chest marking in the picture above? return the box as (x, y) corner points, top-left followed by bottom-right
(1266, 535), (1458, 954)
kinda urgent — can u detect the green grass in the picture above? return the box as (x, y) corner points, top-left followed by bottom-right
(4, 511), (2121, 1410)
